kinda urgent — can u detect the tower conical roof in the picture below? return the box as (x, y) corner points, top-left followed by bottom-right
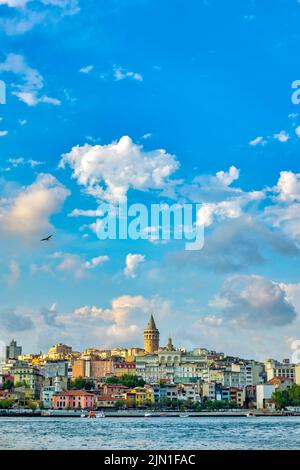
(145, 314), (158, 330)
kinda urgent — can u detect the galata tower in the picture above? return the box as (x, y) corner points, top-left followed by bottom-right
(144, 314), (160, 353)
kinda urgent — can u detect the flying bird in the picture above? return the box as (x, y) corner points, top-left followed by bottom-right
(40, 235), (53, 242)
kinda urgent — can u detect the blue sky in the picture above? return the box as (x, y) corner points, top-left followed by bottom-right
(1, 0), (300, 360)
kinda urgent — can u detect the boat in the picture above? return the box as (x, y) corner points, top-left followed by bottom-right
(246, 412), (256, 417)
(179, 413), (190, 418)
(87, 410), (105, 418)
(81, 412), (87, 418)
(144, 412), (154, 417)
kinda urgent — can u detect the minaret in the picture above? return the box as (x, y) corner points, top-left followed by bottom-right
(144, 314), (159, 353)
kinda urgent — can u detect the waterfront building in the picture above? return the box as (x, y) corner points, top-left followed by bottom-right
(177, 383), (200, 402)
(97, 384), (129, 398)
(265, 359), (296, 382)
(144, 314), (160, 353)
(6, 340), (22, 361)
(123, 386), (154, 407)
(42, 375), (64, 408)
(136, 347), (207, 384)
(256, 384), (276, 409)
(96, 395), (121, 408)
(11, 363), (44, 399)
(52, 390), (96, 410)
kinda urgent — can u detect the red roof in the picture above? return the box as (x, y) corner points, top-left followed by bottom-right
(98, 395), (120, 401)
(54, 390), (95, 396)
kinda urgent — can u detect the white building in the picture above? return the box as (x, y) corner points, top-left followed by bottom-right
(256, 384), (276, 409)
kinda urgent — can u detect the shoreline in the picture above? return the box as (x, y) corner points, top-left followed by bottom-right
(0, 411), (299, 418)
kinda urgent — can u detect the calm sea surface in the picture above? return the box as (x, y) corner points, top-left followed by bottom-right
(1, 416), (300, 450)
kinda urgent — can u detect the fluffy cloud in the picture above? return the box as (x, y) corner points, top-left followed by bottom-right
(74, 294), (171, 325)
(79, 65), (94, 74)
(249, 136), (266, 146)
(263, 171), (300, 246)
(44, 252), (109, 279)
(209, 274), (297, 327)
(60, 135), (179, 202)
(6, 260), (20, 285)
(0, 0), (79, 35)
(0, 307), (33, 331)
(273, 130), (289, 143)
(179, 165), (264, 227)
(84, 255), (109, 269)
(273, 171), (300, 202)
(0, 173), (70, 239)
(7, 157), (44, 168)
(124, 253), (145, 278)
(113, 65), (143, 82)
(0, 54), (61, 106)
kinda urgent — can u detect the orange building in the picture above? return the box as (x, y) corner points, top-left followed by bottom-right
(72, 358), (116, 380)
(72, 359), (86, 379)
(52, 390), (96, 410)
(113, 362), (136, 377)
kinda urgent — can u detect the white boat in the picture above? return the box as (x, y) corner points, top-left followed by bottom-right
(81, 412), (87, 418)
(144, 412), (154, 417)
(95, 411), (105, 418)
(179, 413), (190, 418)
(246, 412), (256, 417)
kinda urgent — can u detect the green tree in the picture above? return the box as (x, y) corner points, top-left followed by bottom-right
(105, 375), (145, 388)
(70, 377), (94, 391)
(0, 399), (15, 409)
(3, 381), (14, 390)
(272, 384), (300, 410)
(114, 400), (126, 410)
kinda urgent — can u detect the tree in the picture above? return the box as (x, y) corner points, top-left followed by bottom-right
(0, 399), (14, 409)
(3, 381), (14, 390)
(70, 377), (95, 391)
(105, 375), (145, 388)
(272, 384), (300, 410)
(114, 400), (126, 410)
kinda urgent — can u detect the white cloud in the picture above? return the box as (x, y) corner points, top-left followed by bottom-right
(84, 255), (109, 269)
(60, 135), (179, 203)
(8, 157), (44, 168)
(0, 173), (70, 239)
(113, 65), (143, 82)
(216, 165), (240, 186)
(249, 136), (266, 146)
(0, 0), (28, 7)
(45, 252), (109, 279)
(6, 260), (20, 286)
(68, 208), (105, 217)
(295, 125), (300, 138)
(0, 1), (79, 35)
(273, 130), (289, 143)
(124, 253), (145, 278)
(180, 165), (264, 227)
(273, 170), (300, 202)
(73, 294), (171, 328)
(0, 130), (8, 137)
(0, 54), (60, 106)
(79, 65), (94, 74)
(210, 274), (297, 327)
